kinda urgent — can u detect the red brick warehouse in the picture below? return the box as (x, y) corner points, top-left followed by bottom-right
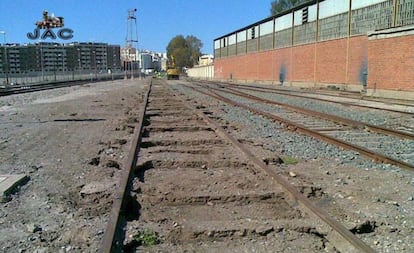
(214, 0), (414, 100)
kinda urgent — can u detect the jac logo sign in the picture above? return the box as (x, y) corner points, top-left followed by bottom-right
(27, 10), (74, 40)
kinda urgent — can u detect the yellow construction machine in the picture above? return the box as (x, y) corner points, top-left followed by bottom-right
(166, 56), (180, 80)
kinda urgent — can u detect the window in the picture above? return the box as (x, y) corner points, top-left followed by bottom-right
(302, 7), (309, 24)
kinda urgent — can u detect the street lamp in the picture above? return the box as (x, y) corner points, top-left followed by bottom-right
(39, 41), (44, 81)
(54, 52), (59, 81)
(91, 50), (96, 81)
(92, 50), (96, 80)
(60, 50), (64, 77)
(77, 48), (81, 78)
(0, 31), (9, 86)
(97, 60), (101, 80)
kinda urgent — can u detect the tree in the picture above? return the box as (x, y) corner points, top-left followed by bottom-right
(166, 35), (203, 69)
(185, 35), (203, 67)
(166, 35), (189, 69)
(270, 0), (307, 16)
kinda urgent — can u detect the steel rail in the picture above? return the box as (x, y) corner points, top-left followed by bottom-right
(176, 83), (376, 253)
(184, 83), (414, 171)
(0, 75), (124, 97)
(215, 80), (414, 108)
(99, 81), (152, 253)
(0, 80), (90, 96)
(207, 81), (414, 115)
(208, 83), (414, 140)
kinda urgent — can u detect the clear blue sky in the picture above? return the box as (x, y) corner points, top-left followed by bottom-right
(0, 0), (272, 54)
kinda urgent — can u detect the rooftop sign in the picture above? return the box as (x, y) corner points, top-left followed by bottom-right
(27, 10), (74, 40)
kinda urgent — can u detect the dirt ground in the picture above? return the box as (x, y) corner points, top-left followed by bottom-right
(0, 80), (147, 252)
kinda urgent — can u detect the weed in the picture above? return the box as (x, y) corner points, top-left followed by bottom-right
(282, 156), (298, 165)
(134, 228), (160, 247)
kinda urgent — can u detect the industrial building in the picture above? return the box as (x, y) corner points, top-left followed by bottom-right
(214, 0), (414, 99)
(199, 54), (214, 66)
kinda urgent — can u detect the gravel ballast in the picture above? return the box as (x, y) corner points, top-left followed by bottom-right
(172, 81), (414, 253)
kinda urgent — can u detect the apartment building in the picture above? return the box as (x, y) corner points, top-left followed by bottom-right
(0, 42), (121, 76)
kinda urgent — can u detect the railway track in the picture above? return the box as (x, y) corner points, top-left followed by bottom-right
(0, 76), (123, 96)
(205, 81), (414, 115)
(100, 79), (377, 252)
(0, 81), (87, 96)
(209, 83), (414, 139)
(204, 81), (414, 138)
(185, 82), (414, 171)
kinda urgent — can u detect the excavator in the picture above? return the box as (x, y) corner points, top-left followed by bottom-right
(166, 56), (180, 80)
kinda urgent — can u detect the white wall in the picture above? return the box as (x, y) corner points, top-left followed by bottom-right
(187, 65), (214, 80)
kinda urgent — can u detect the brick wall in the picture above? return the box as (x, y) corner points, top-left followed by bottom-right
(292, 44), (315, 82)
(273, 47), (292, 83)
(315, 39), (347, 84)
(347, 36), (368, 86)
(215, 32), (414, 93)
(368, 34), (414, 91)
(256, 51), (272, 81)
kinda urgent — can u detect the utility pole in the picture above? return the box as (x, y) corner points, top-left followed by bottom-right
(125, 8), (139, 80)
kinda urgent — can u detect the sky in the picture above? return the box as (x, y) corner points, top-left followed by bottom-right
(0, 0), (272, 54)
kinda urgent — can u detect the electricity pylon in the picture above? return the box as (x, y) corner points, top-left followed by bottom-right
(125, 8), (139, 80)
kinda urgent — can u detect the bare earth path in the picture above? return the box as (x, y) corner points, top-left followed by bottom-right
(0, 80), (147, 252)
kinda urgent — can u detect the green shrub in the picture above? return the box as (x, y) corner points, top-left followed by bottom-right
(282, 156), (298, 165)
(134, 229), (160, 247)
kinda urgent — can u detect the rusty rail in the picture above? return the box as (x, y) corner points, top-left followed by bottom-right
(213, 84), (414, 141)
(209, 81), (414, 115)
(176, 83), (376, 253)
(0, 77), (124, 97)
(99, 81), (152, 253)
(185, 83), (414, 171)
